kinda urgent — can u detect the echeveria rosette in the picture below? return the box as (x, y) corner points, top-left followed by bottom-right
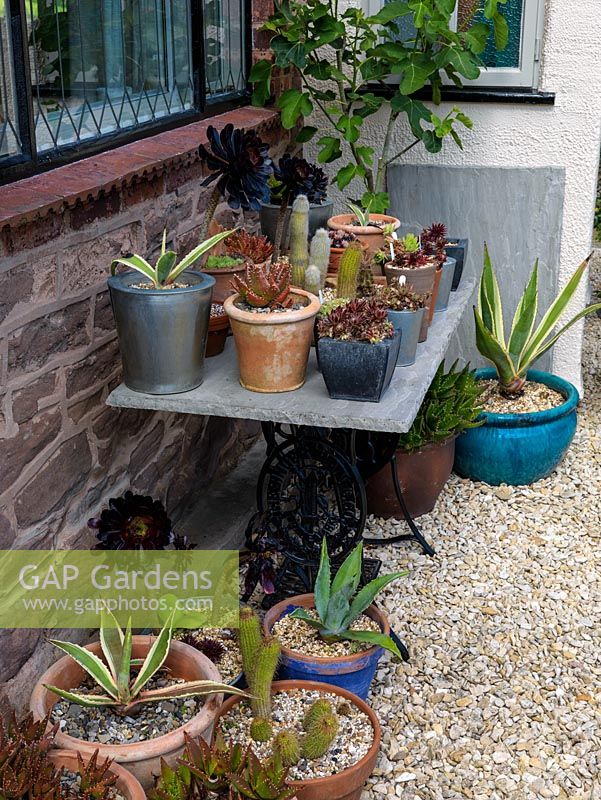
(289, 539), (407, 657)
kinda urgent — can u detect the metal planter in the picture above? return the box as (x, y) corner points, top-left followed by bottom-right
(445, 238), (469, 291)
(386, 307), (425, 367)
(434, 257), (456, 312)
(108, 269), (215, 394)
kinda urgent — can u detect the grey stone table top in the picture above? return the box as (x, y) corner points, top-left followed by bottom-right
(107, 280), (475, 434)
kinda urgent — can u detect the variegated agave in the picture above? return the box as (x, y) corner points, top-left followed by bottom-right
(474, 246), (601, 397)
(44, 611), (247, 716)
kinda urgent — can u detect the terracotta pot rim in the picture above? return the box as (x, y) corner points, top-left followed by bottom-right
(202, 260), (248, 276)
(327, 214), (400, 236)
(224, 289), (320, 325)
(48, 750), (145, 800)
(397, 435), (457, 456)
(329, 240), (369, 254)
(30, 636), (223, 760)
(264, 594), (389, 665)
(216, 680), (381, 790)
(208, 311), (230, 331)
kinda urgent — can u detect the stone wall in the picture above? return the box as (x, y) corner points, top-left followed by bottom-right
(0, 107), (289, 713)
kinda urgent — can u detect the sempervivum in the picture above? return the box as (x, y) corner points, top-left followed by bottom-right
(421, 222), (447, 265)
(89, 491), (174, 550)
(317, 297), (394, 343)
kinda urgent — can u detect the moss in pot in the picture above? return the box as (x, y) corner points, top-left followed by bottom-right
(30, 612), (249, 790)
(215, 608), (381, 800)
(265, 538), (406, 700)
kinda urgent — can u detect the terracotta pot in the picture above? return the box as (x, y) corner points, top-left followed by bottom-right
(30, 636), (224, 791)
(224, 289), (320, 392)
(366, 437), (456, 518)
(48, 750), (145, 800)
(215, 680), (381, 800)
(328, 240), (369, 274)
(324, 274), (387, 291)
(384, 260), (440, 342)
(264, 594), (389, 699)
(327, 214), (400, 260)
(201, 258), (249, 304)
(205, 310), (230, 357)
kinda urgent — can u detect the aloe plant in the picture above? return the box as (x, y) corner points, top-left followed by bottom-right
(110, 229), (234, 289)
(289, 539), (406, 657)
(44, 611), (247, 716)
(474, 247), (601, 397)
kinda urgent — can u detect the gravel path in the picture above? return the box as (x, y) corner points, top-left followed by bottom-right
(362, 257), (601, 799)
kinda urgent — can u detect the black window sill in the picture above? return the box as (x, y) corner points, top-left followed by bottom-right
(365, 84), (555, 105)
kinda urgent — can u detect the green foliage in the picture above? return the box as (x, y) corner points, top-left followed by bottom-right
(272, 730), (301, 767)
(474, 247), (601, 396)
(239, 607), (281, 721)
(45, 610), (244, 715)
(205, 254), (245, 270)
(289, 195), (310, 272)
(231, 260), (293, 309)
(336, 242), (364, 299)
(111, 229), (234, 289)
(150, 733), (295, 800)
(289, 539), (406, 657)
(251, 0), (507, 209)
(398, 361), (484, 453)
(318, 297), (350, 317)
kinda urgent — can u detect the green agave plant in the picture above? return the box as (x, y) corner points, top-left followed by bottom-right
(474, 247), (601, 397)
(289, 539), (406, 657)
(45, 611), (247, 716)
(111, 229), (234, 289)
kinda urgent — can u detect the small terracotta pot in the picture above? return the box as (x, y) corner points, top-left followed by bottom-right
(264, 594), (389, 699)
(215, 680), (381, 800)
(366, 437), (456, 518)
(384, 260), (439, 342)
(327, 214), (400, 260)
(328, 240), (369, 274)
(205, 310), (230, 357)
(30, 636), (224, 791)
(224, 289), (320, 393)
(202, 258), (249, 304)
(48, 750), (145, 800)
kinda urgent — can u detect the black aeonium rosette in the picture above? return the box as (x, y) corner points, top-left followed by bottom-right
(272, 154), (328, 206)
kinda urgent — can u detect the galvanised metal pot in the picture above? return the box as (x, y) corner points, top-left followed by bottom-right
(434, 256), (456, 312)
(386, 307), (426, 367)
(108, 269), (215, 394)
(445, 237), (469, 291)
(264, 594), (390, 700)
(454, 368), (579, 486)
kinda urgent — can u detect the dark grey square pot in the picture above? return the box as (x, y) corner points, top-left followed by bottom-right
(317, 333), (401, 402)
(445, 238), (469, 291)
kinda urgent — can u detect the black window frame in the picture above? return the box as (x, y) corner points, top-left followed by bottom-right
(0, 0), (253, 184)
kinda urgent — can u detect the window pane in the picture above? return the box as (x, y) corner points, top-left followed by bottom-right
(26, 0), (194, 154)
(205, 0), (246, 99)
(0, 1), (22, 157)
(458, 0), (524, 68)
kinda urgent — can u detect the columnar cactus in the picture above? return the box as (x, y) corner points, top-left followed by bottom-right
(336, 241), (363, 299)
(304, 265), (322, 296)
(289, 195), (310, 271)
(309, 228), (331, 285)
(239, 607), (281, 741)
(273, 729), (301, 767)
(301, 701), (339, 760)
(291, 263), (306, 288)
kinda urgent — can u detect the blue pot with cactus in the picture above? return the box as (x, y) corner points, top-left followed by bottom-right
(263, 541), (406, 700)
(454, 247), (600, 485)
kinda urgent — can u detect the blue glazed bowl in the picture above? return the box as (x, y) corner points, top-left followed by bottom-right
(264, 594), (388, 701)
(454, 368), (580, 486)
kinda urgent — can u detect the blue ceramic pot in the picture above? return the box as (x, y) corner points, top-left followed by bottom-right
(454, 369), (579, 486)
(263, 594), (389, 700)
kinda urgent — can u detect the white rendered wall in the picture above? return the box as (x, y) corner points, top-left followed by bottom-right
(306, 0), (601, 392)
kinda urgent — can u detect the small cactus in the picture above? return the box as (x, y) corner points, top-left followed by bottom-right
(289, 195), (310, 271)
(239, 607), (280, 722)
(250, 717), (273, 743)
(336, 241), (363, 299)
(302, 712), (339, 760)
(303, 698), (334, 731)
(356, 258), (375, 298)
(291, 263), (306, 288)
(273, 729), (301, 767)
(239, 606), (261, 680)
(304, 265), (322, 296)
(309, 228), (331, 285)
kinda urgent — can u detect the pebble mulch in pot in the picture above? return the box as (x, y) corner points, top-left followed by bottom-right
(60, 771), (126, 800)
(52, 675), (203, 744)
(220, 689), (374, 781)
(479, 379), (565, 414)
(174, 627), (242, 683)
(273, 610), (381, 657)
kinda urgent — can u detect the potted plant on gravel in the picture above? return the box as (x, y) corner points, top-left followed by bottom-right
(224, 259), (320, 393)
(316, 297), (400, 402)
(30, 612), (248, 790)
(108, 229), (233, 394)
(264, 539), (405, 700)
(0, 712), (145, 799)
(215, 607), (382, 800)
(454, 248), (601, 486)
(366, 361), (483, 518)
(327, 202), (400, 259)
(377, 280), (429, 367)
(260, 154), (332, 258)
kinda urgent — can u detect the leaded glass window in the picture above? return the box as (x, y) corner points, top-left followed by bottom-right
(0, 2), (22, 157)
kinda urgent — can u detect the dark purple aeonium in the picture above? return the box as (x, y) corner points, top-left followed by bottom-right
(272, 154), (328, 206)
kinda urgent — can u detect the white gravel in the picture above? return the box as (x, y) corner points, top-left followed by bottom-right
(361, 257), (601, 799)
